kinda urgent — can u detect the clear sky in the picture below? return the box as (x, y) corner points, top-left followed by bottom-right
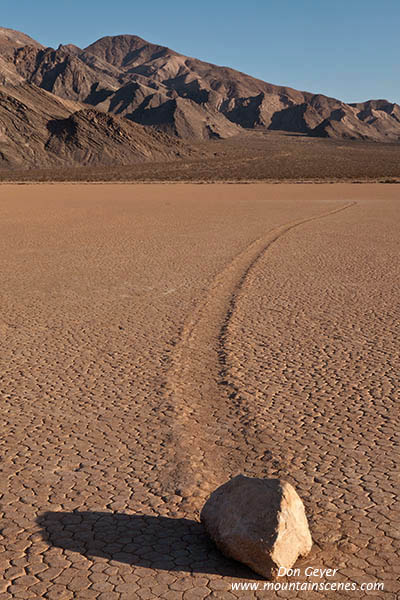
(2, 0), (399, 103)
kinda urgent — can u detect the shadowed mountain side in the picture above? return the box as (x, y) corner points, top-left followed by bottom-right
(45, 109), (192, 164)
(1, 29), (399, 144)
(87, 82), (241, 139)
(128, 97), (241, 140)
(37, 511), (261, 579)
(310, 104), (400, 141)
(0, 83), (191, 168)
(13, 45), (120, 101)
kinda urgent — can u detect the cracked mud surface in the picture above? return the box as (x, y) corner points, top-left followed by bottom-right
(0, 184), (399, 598)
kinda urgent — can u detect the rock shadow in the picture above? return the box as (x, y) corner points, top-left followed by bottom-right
(37, 511), (261, 579)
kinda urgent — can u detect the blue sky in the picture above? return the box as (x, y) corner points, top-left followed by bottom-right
(2, 0), (399, 103)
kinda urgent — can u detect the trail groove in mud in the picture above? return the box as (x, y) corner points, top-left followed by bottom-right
(160, 201), (356, 507)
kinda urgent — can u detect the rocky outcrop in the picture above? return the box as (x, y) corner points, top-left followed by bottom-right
(201, 475), (312, 579)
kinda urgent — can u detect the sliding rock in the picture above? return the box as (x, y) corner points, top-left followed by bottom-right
(200, 474), (312, 579)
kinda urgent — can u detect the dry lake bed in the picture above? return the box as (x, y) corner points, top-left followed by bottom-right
(0, 183), (398, 599)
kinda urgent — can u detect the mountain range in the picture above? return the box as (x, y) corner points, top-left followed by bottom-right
(1, 26), (399, 169)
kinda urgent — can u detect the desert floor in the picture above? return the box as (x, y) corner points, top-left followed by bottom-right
(0, 184), (398, 599)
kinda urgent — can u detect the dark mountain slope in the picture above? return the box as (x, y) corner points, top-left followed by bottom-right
(0, 83), (190, 168)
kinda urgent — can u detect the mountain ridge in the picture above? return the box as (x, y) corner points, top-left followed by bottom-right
(0, 28), (399, 170)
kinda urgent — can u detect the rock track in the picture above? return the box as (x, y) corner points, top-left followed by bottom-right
(158, 202), (357, 510)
